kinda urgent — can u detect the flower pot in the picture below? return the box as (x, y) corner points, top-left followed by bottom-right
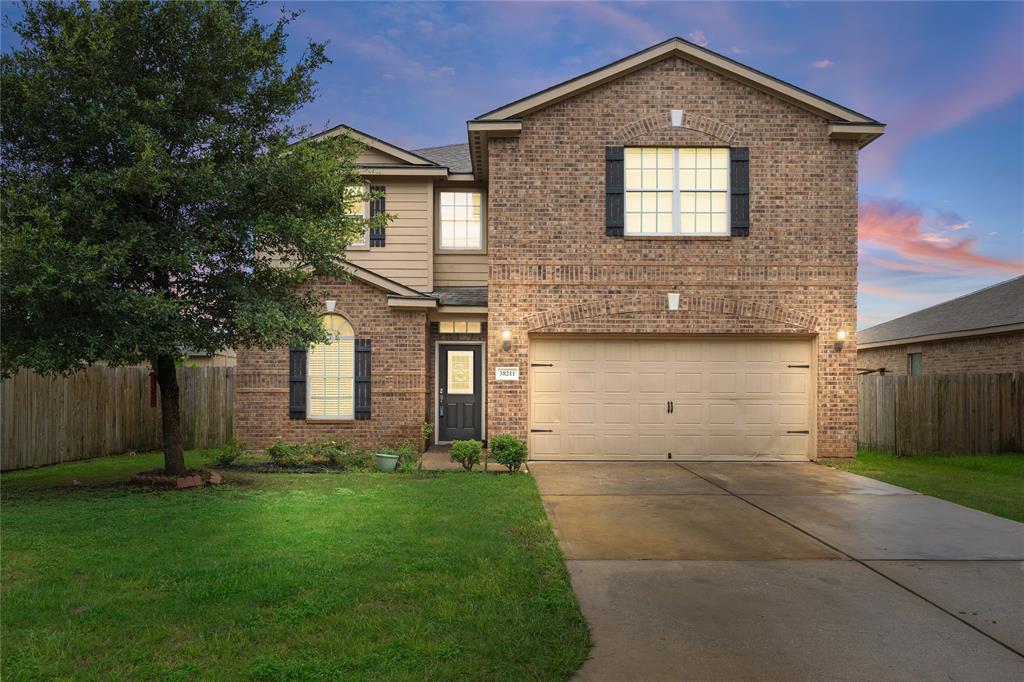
(375, 453), (399, 472)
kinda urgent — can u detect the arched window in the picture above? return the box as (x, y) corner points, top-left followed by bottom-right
(307, 314), (355, 419)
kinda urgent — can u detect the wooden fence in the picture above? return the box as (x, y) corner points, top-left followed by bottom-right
(858, 373), (1023, 455)
(1, 366), (234, 471)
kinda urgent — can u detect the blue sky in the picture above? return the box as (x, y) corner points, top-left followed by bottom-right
(5, 1), (1022, 328)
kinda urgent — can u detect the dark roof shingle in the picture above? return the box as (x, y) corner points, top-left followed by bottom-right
(858, 276), (1024, 345)
(433, 286), (487, 307)
(413, 143), (472, 174)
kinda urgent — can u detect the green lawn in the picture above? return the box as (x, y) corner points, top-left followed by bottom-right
(829, 450), (1024, 522)
(1, 450), (590, 681)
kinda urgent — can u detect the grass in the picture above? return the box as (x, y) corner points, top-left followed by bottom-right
(1, 450), (591, 681)
(828, 450), (1024, 522)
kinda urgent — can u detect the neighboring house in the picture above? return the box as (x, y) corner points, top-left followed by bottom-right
(858, 276), (1024, 376)
(235, 37), (886, 460)
(182, 349), (237, 368)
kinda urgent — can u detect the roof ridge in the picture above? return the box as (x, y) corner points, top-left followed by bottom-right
(859, 274), (1024, 334)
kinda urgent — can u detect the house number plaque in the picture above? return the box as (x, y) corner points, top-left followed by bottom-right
(495, 366), (520, 381)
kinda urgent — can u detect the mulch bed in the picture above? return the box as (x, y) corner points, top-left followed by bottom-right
(213, 463), (350, 474)
(129, 469), (222, 489)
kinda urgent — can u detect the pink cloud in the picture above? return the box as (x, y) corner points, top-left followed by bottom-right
(688, 29), (709, 47)
(858, 283), (945, 302)
(812, 59), (834, 69)
(859, 200), (1024, 274)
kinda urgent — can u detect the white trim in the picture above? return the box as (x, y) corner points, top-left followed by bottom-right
(433, 340), (487, 445)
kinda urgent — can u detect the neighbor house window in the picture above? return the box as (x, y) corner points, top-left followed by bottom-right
(439, 320), (482, 334)
(307, 314), (355, 419)
(625, 147), (729, 236)
(345, 186), (368, 247)
(908, 352), (923, 376)
(439, 191), (483, 250)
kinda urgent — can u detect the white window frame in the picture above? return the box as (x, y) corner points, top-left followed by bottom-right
(346, 185), (369, 250)
(437, 190), (485, 252)
(625, 147), (731, 237)
(307, 315), (356, 420)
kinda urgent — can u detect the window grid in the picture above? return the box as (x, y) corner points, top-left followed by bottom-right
(625, 147), (730, 236)
(439, 191), (483, 250)
(439, 320), (482, 334)
(307, 315), (355, 419)
(345, 186), (368, 246)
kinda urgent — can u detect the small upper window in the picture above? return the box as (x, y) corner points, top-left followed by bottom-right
(908, 352), (923, 376)
(439, 191), (483, 250)
(345, 186), (368, 247)
(625, 147), (729, 236)
(439, 320), (482, 334)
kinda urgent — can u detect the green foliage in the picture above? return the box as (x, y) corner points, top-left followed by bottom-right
(489, 434), (528, 473)
(266, 441), (313, 468)
(449, 439), (483, 471)
(212, 439), (244, 467)
(382, 440), (421, 471)
(420, 421), (434, 445)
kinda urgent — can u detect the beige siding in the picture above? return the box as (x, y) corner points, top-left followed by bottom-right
(434, 253), (488, 287)
(347, 179), (432, 291)
(357, 147), (407, 165)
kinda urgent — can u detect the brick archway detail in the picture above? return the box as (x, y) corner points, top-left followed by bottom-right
(524, 292), (821, 333)
(611, 110), (739, 145)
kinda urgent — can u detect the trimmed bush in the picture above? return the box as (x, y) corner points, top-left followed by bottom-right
(489, 434), (527, 473)
(266, 441), (312, 468)
(449, 439), (483, 471)
(212, 439), (244, 467)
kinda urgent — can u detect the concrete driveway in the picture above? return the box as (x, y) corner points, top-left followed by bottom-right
(533, 461), (1024, 681)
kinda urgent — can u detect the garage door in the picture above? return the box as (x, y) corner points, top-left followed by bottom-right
(529, 337), (813, 460)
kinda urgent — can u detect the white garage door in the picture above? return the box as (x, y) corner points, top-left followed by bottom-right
(529, 337), (814, 461)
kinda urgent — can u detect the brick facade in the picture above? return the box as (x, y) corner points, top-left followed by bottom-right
(858, 331), (1024, 376)
(234, 276), (428, 450)
(485, 56), (860, 459)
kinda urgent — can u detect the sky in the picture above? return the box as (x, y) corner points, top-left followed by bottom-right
(4, 1), (1022, 329)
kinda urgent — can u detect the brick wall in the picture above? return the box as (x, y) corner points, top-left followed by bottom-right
(858, 331), (1024, 376)
(485, 56), (861, 459)
(234, 276), (428, 450)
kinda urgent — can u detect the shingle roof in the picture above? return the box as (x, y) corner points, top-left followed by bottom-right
(413, 144), (472, 174)
(858, 276), (1024, 346)
(433, 286), (487, 307)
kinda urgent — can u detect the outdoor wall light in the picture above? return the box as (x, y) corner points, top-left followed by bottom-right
(835, 329), (848, 351)
(667, 293), (680, 311)
(325, 300), (337, 313)
(501, 329), (512, 352)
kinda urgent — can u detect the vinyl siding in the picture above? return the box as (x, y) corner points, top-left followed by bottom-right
(433, 253), (488, 287)
(346, 179), (433, 291)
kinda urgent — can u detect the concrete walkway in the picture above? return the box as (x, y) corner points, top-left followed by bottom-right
(532, 461), (1024, 681)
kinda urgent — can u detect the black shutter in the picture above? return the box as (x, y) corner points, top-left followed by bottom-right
(354, 339), (371, 420)
(605, 147), (624, 237)
(288, 346), (307, 419)
(730, 147), (750, 236)
(369, 185), (386, 247)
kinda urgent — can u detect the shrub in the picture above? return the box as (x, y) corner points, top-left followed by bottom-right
(489, 434), (528, 473)
(213, 439), (244, 467)
(383, 440), (420, 470)
(334, 448), (374, 471)
(311, 439), (353, 465)
(420, 422), (434, 446)
(449, 439), (482, 471)
(266, 440), (312, 468)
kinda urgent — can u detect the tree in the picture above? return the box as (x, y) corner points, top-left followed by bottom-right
(1, 1), (377, 474)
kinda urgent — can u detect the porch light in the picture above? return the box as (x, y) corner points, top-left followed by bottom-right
(501, 329), (512, 352)
(325, 299), (337, 313)
(667, 293), (680, 311)
(835, 329), (848, 351)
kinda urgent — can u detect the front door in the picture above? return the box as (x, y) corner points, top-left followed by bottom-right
(439, 344), (482, 442)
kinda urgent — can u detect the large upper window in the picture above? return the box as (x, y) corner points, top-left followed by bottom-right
(625, 147), (730, 236)
(439, 191), (483, 250)
(308, 314), (355, 419)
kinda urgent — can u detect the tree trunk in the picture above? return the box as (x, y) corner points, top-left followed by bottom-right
(154, 354), (187, 475)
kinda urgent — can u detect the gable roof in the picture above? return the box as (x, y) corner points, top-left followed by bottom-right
(306, 124), (441, 167)
(475, 37), (882, 125)
(413, 144), (472, 174)
(858, 276), (1024, 348)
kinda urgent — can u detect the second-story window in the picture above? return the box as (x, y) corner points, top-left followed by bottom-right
(439, 191), (483, 250)
(625, 147), (730, 236)
(345, 185), (368, 247)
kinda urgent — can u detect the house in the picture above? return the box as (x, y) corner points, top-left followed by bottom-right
(234, 37), (886, 461)
(858, 276), (1024, 376)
